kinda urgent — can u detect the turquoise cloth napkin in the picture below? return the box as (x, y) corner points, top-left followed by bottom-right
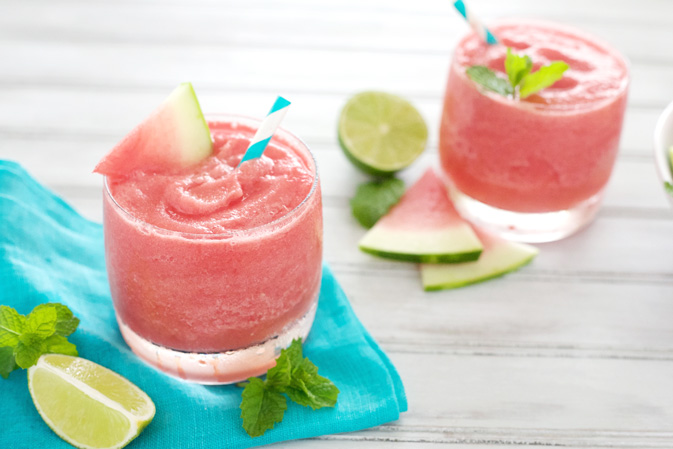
(0, 160), (406, 449)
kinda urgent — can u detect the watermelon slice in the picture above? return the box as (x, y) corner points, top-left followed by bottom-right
(421, 228), (538, 291)
(94, 83), (212, 176)
(358, 168), (483, 263)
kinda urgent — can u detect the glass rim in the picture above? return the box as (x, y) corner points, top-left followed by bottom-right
(104, 113), (320, 239)
(451, 18), (630, 114)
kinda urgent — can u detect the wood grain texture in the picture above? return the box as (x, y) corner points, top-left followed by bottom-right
(2, 0), (673, 447)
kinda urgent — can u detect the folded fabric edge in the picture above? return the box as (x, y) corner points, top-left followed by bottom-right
(363, 331), (408, 413)
(322, 262), (407, 414)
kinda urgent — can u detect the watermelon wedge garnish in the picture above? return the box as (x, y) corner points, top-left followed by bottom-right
(94, 83), (212, 176)
(358, 168), (483, 263)
(421, 227), (538, 290)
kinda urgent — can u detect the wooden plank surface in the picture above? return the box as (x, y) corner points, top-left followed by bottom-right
(2, 0), (673, 447)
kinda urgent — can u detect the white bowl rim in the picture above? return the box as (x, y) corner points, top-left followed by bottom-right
(654, 99), (673, 185)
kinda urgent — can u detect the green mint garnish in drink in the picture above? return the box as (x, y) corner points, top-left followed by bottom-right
(465, 65), (514, 97)
(350, 178), (406, 229)
(0, 303), (80, 379)
(239, 338), (340, 438)
(467, 47), (569, 99)
(504, 48), (533, 87)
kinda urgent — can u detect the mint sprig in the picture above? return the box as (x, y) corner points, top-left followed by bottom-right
(466, 66), (513, 97)
(239, 339), (339, 437)
(519, 61), (569, 98)
(0, 303), (79, 379)
(504, 48), (533, 87)
(350, 178), (405, 229)
(466, 47), (569, 99)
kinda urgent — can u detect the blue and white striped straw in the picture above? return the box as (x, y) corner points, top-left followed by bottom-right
(238, 96), (291, 166)
(453, 0), (498, 45)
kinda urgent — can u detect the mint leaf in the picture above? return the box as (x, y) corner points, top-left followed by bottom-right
(287, 343), (339, 409)
(0, 306), (26, 347)
(238, 339), (339, 437)
(0, 302), (79, 377)
(519, 61), (569, 99)
(44, 335), (78, 357)
(266, 351), (291, 390)
(25, 306), (57, 338)
(274, 339), (339, 409)
(286, 359), (340, 410)
(466, 66), (513, 97)
(32, 303), (80, 337)
(15, 333), (47, 369)
(469, 48), (569, 99)
(505, 48), (532, 87)
(240, 377), (287, 438)
(350, 178), (405, 228)
(283, 338), (304, 367)
(0, 347), (17, 379)
(264, 339), (303, 390)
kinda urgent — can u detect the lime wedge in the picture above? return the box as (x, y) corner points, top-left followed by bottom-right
(338, 91), (428, 176)
(28, 354), (155, 449)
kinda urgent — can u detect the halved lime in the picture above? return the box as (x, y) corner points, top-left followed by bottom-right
(338, 91), (428, 176)
(28, 354), (155, 449)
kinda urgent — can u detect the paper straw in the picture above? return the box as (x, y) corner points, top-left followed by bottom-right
(238, 96), (291, 166)
(453, 0), (498, 45)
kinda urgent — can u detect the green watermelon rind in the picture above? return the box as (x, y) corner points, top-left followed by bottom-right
(358, 226), (483, 264)
(94, 82), (212, 177)
(421, 241), (538, 291)
(169, 82), (213, 166)
(360, 246), (483, 264)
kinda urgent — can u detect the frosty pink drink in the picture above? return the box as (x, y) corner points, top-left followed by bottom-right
(103, 116), (322, 384)
(439, 21), (629, 242)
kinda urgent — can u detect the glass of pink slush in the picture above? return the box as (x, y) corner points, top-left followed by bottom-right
(103, 115), (322, 384)
(439, 20), (629, 242)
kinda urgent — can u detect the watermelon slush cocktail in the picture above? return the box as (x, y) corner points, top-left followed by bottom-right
(440, 21), (629, 242)
(103, 115), (322, 384)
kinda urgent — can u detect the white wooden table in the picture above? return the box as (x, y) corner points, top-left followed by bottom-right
(3, 0), (673, 447)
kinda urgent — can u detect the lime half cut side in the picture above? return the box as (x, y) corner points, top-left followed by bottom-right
(338, 91), (428, 176)
(28, 354), (156, 449)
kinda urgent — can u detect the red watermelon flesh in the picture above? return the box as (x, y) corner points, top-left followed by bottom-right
(94, 83), (212, 177)
(358, 168), (483, 263)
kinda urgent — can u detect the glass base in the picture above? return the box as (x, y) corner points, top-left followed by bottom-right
(448, 186), (604, 243)
(117, 300), (318, 385)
